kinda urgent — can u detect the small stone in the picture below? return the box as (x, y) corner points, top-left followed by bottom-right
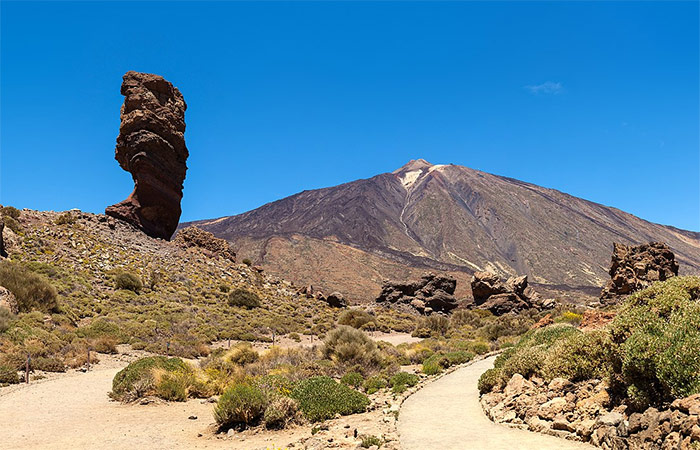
(597, 411), (625, 427)
(188, 415), (197, 420)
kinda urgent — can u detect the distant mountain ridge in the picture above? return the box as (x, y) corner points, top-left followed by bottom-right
(185, 160), (700, 303)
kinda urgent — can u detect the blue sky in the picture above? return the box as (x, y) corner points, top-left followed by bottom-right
(1, 1), (698, 230)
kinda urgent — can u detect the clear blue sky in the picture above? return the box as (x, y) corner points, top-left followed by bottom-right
(1, 1), (698, 230)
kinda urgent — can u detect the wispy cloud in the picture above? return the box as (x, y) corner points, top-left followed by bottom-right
(525, 81), (563, 95)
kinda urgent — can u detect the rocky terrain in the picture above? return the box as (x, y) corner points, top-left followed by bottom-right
(375, 273), (459, 314)
(471, 271), (553, 315)
(482, 373), (700, 449)
(106, 71), (189, 240)
(600, 242), (679, 303)
(187, 159), (700, 303)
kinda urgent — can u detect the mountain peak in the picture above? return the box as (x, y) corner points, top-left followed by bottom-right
(393, 159), (433, 174)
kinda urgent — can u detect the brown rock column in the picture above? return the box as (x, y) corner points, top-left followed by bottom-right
(106, 71), (188, 240)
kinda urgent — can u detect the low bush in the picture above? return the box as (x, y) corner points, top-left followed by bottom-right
(556, 311), (583, 325)
(0, 365), (19, 384)
(54, 212), (75, 225)
(0, 260), (58, 313)
(263, 396), (299, 429)
(543, 330), (612, 382)
(341, 371), (364, 388)
(360, 434), (383, 448)
(92, 336), (119, 354)
(323, 326), (382, 370)
(32, 356), (65, 372)
(337, 309), (373, 329)
(362, 375), (387, 394)
(390, 371), (419, 394)
(291, 376), (370, 422)
(414, 315), (449, 337)
(228, 288), (261, 309)
(115, 272), (142, 293)
(111, 356), (191, 402)
(478, 368), (503, 394)
(225, 343), (259, 366)
(214, 382), (268, 429)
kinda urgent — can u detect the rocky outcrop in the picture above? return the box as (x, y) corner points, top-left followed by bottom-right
(375, 273), (459, 314)
(0, 286), (18, 314)
(481, 373), (700, 449)
(325, 292), (347, 308)
(106, 71), (189, 240)
(600, 242), (679, 302)
(470, 271), (544, 315)
(173, 226), (236, 262)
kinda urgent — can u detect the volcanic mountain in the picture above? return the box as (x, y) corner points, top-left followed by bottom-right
(187, 160), (700, 303)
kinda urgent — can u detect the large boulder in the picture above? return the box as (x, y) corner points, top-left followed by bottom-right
(600, 242), (678, 303)
(376, 273), (459, 314)
(106, 71), (189, 240)
(325, 292), (347, 308)
(470, 271), (540, 315)
(173, 226), (236, 262)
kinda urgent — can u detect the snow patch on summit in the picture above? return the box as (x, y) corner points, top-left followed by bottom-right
(400, 170), (423, 189)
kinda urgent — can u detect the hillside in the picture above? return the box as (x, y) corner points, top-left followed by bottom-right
(188, 160), (700, 303)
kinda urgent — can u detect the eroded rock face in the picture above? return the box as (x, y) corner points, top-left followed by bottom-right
(470, 271), (542, 315)
(173, 226), (236, 262)
(600, 242), (679, 302)
(376, 273), (459, 314)
(0, 221), (6, 258)
(106, 71), (188, 240)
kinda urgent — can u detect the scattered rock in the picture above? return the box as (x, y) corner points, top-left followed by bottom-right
(600, 242), (679, 302)
(106, 71), (189, 240)
(375, 273), (459, 314)
(173, 226), (236, 262)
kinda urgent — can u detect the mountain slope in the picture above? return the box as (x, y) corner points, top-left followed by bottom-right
(189, 160), (700, 302)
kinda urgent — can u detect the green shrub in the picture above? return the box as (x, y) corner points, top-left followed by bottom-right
(341, 371), (364, 388)
(224, 343), (259, 365)
(360, 434), (383, 448)
(390, 371), (419, 394)
(32, 356), (65, 372)
(414, 315), (449, 337)
(111, 356), (190, 402)
(337, 309), (373, 329)
(156, 370), (192, 401)
(0, 260), (58, 313)
(323, 326), (382, 369)
(291, 376), (370, 422)
(228, 288), (261, 309)
(610, 277), (700, 409)
(214, 383), (268, 429)
(0, 307), (15, 333)
(0, 365), (19, 384)
(241, 258), (252, 266)
(363, 375), (387, 394)
(422, 353), (447, 375)
(115, 272), (142, 293)
(478, 368), (504, 394)
(1, 206), (21, 219)
(543, 330), (612, 382)
(92, 337), (119, 354)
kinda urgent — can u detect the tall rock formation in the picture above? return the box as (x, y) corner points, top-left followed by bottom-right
(106, 71), (188, 240)
(600, 242), (679, 302)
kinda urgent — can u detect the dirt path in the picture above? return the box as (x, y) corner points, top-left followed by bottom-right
(0, 364), (306, 450)
(398, 356), (593, 450)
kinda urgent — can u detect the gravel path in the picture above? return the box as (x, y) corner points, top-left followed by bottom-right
(398, 356), (593, 450)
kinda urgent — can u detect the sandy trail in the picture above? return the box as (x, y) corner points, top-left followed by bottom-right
(398, 356), (593, 450)
(0, 364), (306, 450)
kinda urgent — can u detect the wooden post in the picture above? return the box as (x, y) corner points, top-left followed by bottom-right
(87, 348), (91, 372)
(166, 341), (170, 356)
(25, 354), (30, 384)
(272, 331), (276, 347)
(228, 338), (231, 349)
